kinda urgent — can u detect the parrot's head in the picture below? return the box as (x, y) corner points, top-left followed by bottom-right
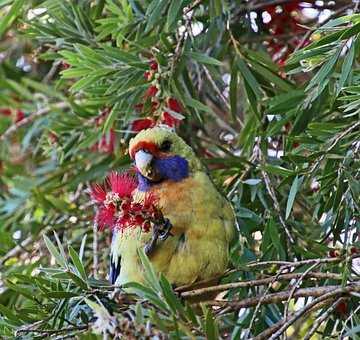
(129, 127), (203, 191)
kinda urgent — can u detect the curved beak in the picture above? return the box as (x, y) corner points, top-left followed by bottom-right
(135, 149), (153, 172)
(135, 149), (162, 181)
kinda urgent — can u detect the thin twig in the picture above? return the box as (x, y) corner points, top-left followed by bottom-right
(176, 254), (360, 293)
(295, 3), (355, 52)
(42, 60), (62, 84)
(181, 271), (343, 298)
(247, 253), (360, 269)
(15, 325), (88, 335)
(246, 267), (288, 339)
(283, 260), (321, 322)
(253, 299), (331, 340)
(0, 225), (54, 266)
(202, 66), (230, 111)
(0, 102), (70, 141)
(268, 284), (360, 339)
(339, 303), (360, 338)
(203, 283), (360, 311)
(308, 121), (360, 174)
(184, 0), (202, 15)
(93, 220), (99, 279)
(303, 297), (345, 340)
(257, 140), (295, 244)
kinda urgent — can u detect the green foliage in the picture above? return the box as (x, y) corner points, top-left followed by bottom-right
(0, 0), (359, 338)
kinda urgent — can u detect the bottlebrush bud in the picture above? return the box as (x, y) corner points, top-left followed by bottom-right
(145, 85), (158, 98)
(329, 249), (340, 258)
(149, 60), (158, 70)
(350, 247), (359, 255)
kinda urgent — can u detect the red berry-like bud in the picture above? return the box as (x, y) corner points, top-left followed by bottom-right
(145, 85), (158, 98)
(131, 118), (156, 132)
(134, 103), (144, 112)
(329, 249), (340, 258)
(149, 60), (158, 70)
(61, 61), (70, 69)
(0, 108), (12, 116)
(142, 221), (151, 232)
(48, 132), (58, 144)
(144, 71), (151, 80)
(151, 101), (159, 112)
(131, 203), (142, 213)
(350, 247), (359, 255)
(167, 98), (183, 113)
(134, 215), (145, 225)
(121, 201), (131, 212)
(161, 111), (181, 128)
(335, 301), (348, 315)
(15, 110), (25, 123)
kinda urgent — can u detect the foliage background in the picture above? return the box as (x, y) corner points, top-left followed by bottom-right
(0, 0), (359, 338)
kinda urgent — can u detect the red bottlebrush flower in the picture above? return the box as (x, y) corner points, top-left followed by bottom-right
(96, 205), (116, 231)
(149, 60), (158, 70)
(117, 213), (131, 229)
(90, 183), (107, 203)
(143, 193), (157, 209)
(107, 172), (137, 198)
(167, 98), (183, 113)
(161, 111), (181, 128)
(121, 200), (131, 210)
(145, 85), (158, 98)
(0, 108), (12, 116)
(131, 117), (156, 132)
(15, 110), (25, 122)
(134, 214), (145, 225)
(131, 202), (142, 213)
(90, 172), (164, 234)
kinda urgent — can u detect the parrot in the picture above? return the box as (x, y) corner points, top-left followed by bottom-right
(110, 126), (236, 287)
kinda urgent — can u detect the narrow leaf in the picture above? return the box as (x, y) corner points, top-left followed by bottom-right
(43, 234), (67, 268)
(286, 175), (299, 219)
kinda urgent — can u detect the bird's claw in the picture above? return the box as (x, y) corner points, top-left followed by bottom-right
(158, 218), (173, 241)
(144, 218), (173, 256)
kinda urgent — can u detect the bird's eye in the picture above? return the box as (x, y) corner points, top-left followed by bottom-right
(159, 140), (172, 152)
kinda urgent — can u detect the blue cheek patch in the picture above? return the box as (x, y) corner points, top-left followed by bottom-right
(154, 156), (189, 182)
(136, 156), (189, 192)
(137, 173), (151, 192)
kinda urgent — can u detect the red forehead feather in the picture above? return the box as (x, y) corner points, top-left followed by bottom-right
(130, 141), (159, 159)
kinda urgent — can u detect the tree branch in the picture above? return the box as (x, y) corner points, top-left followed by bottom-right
(267, 285), (360, 339)
(253, 299), (332, 340)
(303, 297), (345, 340)
(181, 271), (343, 298)
(0, 102), (70, 142)
(203, 283), (360, 311)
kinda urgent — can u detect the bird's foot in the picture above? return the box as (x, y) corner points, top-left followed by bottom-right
(157, 218), (173, 241)
(144, 218), (173, 256)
